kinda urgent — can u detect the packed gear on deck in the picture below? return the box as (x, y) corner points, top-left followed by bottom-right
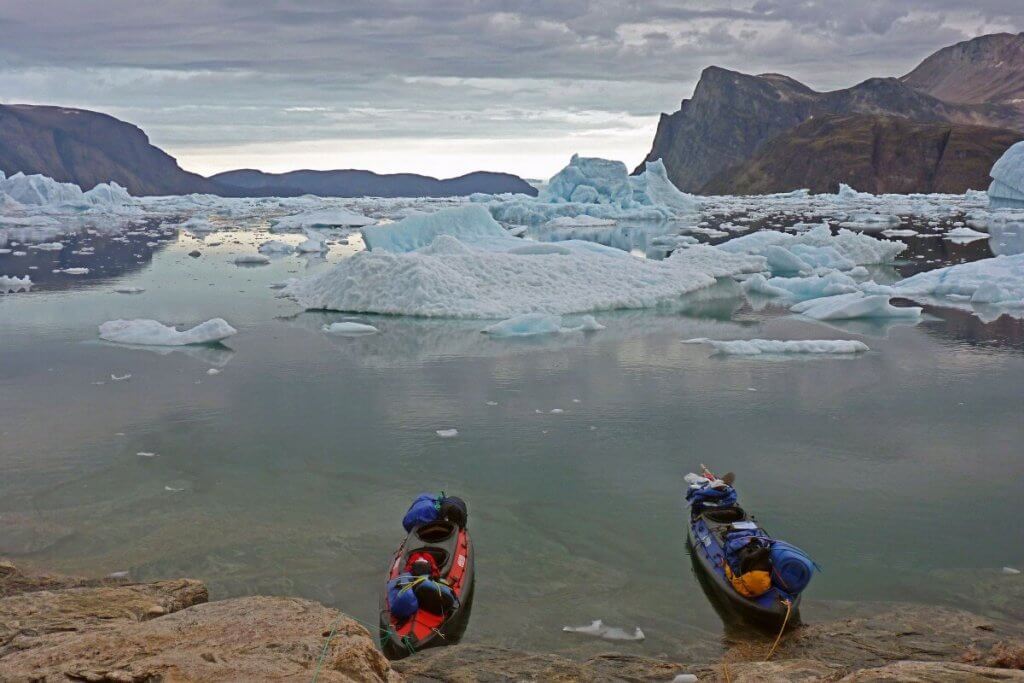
(402, 493), (469, 532)
(686, 467), (817, 600)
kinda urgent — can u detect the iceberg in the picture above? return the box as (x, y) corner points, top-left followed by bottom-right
(486, 155), (698, 226)
(270, 208), (376, 232)
(362, 205), (513, 253)
(742, 272), (861, 301)
(717, 224), (904, 275)
(0, 171), (135, 209)
(99, 318), (238, 346)
(322, 321), (379, 335)
(288, 207), (764, 318)
(943, 226), (989, 242)
(791, 293), (922, 320)
(988, 141), (1024, 209)
(894, 253), (1024, 309)
(683, 338), (869, 355)
(258, 240), (295, 254)
(234, 254), (271, 265)
(1, 275), (32, 293)
(481, 313), (605, 338)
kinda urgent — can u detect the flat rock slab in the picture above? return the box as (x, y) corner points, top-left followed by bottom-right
(0, 595), (398, 682)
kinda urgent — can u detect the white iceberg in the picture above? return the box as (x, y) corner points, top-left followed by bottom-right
(742, 272), (861, 302)
(287, 223), (764, 319)
(435, 428), (459, 438)
(99, 318), (238, 346)
(717, 224), (904, 275)
(943, 226), (989, 242)
(988, 141), (1024, 209)
(234, 254), (271, 265)
(487, 155), (697, 226)
(791, 293), (922, 320)
(481, 313), (605, 338)
(683, 337), (869, 355)
(258, 240), (295, 254)
(1, 275), (32, 293)
(562, 619), (644, 642)
(362, 205), (514, 253)
(894, 253), (1024, 309)
(271, 208), (376, 232)
(322, 321), (379, 335)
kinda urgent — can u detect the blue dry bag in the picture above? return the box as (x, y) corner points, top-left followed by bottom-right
(402, 493), (442, 532)
(769, 541), (818, 594)
(387, 576), (420, 619)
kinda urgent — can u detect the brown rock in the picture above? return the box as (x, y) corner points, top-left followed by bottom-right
(699, 114), (1022, 195)
(0, 595), (397, 683)
(838, 660), (1024, 681)
(0, 578), (208, 656)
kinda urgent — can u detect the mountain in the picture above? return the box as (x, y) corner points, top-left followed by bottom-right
(210, 168), (538, 198)
(901, 33), (1024, 106)
(641, 34), (1024, 193)
(701, 114), (1022, 195)
(0, 104), (220, 195)
(0, 104), (537, 198)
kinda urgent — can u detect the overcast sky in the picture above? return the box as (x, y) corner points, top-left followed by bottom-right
(2, 1), (1022, 179)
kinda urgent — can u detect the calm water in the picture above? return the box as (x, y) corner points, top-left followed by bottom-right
(2, 217), (1023, 660)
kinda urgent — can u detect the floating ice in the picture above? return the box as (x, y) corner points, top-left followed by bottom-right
(322, 321), (379, 335)
(742, 272), (860, 302)
(683, 338), (869, 355)
(362, 205), (512, 253)
(988, 141), (1024, 209)
(59, 267), (89, 275)
(258, 239), (295, 254)
(791, 293), (922, 320)
(234, 254), (270, 265)
(894, 253), (1024, 310)
(944, 226), (989, 242)
(1, 275), (32, 293)
(435, 429), (459, 438)
(99, 318), (238, 346)
(486, 155), (697, 226)
(881, 228), (919, 237)
(296, 232), (327, 253)
(114, 287), (146, 294)
(137, 452), (158, 458)
(481, 313), (604, 337)
(110, 373), (132, 381)
(28, 242), (64, 251)
(544, 215), (617, 228)
(562, 619), (645, 642)
(717, 224), (904, 275)
(1004, 567), (1022, 575)
(207, 368), (221, 375)
(270, 208), (376, 232)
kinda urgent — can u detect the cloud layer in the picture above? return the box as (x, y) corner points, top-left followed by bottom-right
(2, 1), (1022, 178)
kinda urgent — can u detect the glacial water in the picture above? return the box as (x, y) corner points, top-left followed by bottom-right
(2, 216), (1023, 661)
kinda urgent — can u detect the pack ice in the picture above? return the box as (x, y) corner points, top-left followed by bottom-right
(716, 224), (904, 275)
(99, 318), (238, 345)
(683, 338), (869, 355)
(894, 253), (1024, 310)
(287, 205), (764, 318)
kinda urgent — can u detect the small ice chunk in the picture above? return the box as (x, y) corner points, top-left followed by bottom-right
(944, 226), (989, 241)
(106, 571), (130, 579)
(207, 368), (221, 375)
(136, 452), (158, 457)
(435, 429), (459, 438)
(550, 408), (564, 414)
(683, 338), (869, 355)
(562, 619), (645, 641)
(486, 401), (498, 406)
(258, 240), (295, 254)
(164, 485), (185, 492)
(110, 373), (132, 381)
(114, 287), (145, 294)
(28, 242), (64, 251)
(234, 254), (271, 265)
(99, 318), (238, 346)
(60, 267), (90, 275)
(322, 321), (379, 335)
(1003, 566), (1022, 575)
(1, 275), (32, 293)
(483, 314), (564, 337)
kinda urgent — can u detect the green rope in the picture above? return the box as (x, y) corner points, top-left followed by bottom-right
(310, 613), (347, 683)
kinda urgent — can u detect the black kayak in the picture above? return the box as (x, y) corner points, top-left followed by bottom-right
(687, 505), (800, 630)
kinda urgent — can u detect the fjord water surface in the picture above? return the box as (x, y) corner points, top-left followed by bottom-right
(2, 227), (1023, 660)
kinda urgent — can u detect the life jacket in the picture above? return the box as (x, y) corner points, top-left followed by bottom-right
(725, 563), (772, 598)
(404, 551), (440, 576)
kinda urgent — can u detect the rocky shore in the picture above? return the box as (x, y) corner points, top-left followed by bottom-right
(2, 560), (1022, 682)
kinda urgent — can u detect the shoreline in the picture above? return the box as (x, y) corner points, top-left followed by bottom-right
(2, 560), (1022, 681)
